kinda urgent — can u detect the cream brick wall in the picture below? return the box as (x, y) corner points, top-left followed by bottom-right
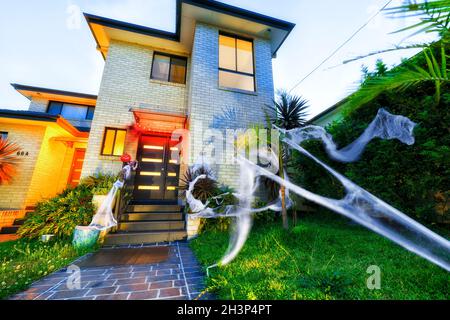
(81, 40), (190, 178)
(188, 23), (275, 188)
(0, 123), (45, 209)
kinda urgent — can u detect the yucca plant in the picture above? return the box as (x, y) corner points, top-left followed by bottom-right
(265, 91), (310, 230)
(266, 91), (310, 130)
(180, 165), (218, 203)
(0, 137), (21, 185)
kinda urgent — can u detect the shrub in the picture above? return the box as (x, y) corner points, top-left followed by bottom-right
(291, 81), (450, 223)
(18, 184), (96, 239)
(18, 173), (117, 239)
(81, 172), (117, 196)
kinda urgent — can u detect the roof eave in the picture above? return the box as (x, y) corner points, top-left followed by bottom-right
(11, 83), (97, 101)
(85, 0), (295, 59)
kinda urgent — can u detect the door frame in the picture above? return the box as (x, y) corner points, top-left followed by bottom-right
(133, 133), (181, 203)
(67, 148), (86, 188)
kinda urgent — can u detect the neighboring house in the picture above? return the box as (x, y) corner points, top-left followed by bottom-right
(308, 97), (348, 127)
(0, 0), (295, 241)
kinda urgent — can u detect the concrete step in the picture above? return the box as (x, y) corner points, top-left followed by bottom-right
(104, 230), (187, 245)
(127, 204), (182, 213)
(118, 221), (185, 232)
(0, 226), (20, 235)
(121, 212), (183, 222)
(13, 218), (26, 226)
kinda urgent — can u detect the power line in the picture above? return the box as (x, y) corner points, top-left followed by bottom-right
(288, 0), (393, 93)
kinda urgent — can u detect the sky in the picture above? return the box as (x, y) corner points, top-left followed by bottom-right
(0, 0), (436, 118)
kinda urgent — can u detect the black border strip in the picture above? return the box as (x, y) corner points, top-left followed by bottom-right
(0, 109), (59, 123)
(11, 84), (97, 100)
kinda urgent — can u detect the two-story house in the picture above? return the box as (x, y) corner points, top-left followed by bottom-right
(0, 0), (295, 243)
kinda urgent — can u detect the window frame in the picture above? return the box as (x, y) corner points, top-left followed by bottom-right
(46, 101), (95, 121)
(218, 31), (256, 92)
(100, 127), (127, 157)
(150, 52), (188, 85)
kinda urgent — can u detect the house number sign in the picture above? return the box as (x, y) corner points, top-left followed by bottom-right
(17, 151), (29, 157)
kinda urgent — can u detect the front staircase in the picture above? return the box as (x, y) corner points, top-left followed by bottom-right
(104, 203), (187, 246)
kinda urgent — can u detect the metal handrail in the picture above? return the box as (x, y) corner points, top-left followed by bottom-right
(112, 170), (136, 233)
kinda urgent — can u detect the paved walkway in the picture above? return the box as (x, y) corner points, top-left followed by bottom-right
(10, 242), (212, 300)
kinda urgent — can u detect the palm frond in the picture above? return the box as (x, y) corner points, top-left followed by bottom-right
(342, 43), (449, 115)
(385, 0), (450, 38)
(342, 43), (430, 65)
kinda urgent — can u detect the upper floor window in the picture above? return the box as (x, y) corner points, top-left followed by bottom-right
(151, 52), (187, 84)
(0, 132), (7, 140)
(219, 33), (255, 92)
(47, 102), (95, 121)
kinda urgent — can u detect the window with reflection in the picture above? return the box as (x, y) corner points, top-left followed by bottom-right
(101, 128), (127, 156)
(47, 102), (95, 121)
(219, 33), (255, 92)
(151, 52), (187, 84)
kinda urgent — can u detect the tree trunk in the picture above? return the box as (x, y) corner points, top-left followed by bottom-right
(281, 185), (289, 229)
(279, 151), (289, 230)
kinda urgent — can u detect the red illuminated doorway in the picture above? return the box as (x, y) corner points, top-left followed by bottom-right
(133, 134), (181, 202)
(67, 149), (86, 188)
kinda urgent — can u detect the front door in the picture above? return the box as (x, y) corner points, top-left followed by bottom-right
(68, 149), (86, 188)
(133, 135), (181, 202)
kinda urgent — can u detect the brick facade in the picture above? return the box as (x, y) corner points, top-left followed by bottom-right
(81, 40), (190, 178)
(188, 23), (274, 188)
(81, 23), (275, 189)
(2, 22), (277, 209)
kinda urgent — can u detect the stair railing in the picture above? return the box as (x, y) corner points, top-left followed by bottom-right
(112, 168), (136, 233)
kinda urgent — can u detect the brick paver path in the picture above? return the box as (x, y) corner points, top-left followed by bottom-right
(10, 242), (211, 300)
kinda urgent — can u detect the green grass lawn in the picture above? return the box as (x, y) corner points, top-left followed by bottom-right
(0, 239), (93, 300)
(190, 213), (450, 300)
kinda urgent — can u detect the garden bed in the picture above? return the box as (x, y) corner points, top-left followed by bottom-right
(190, 213), (449, 300)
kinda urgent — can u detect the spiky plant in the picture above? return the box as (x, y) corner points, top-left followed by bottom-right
(0, 137), (21, 185)
(265, 91), (310, 230)
(266, 91), (310, 130)
(180, 165), (218, 203)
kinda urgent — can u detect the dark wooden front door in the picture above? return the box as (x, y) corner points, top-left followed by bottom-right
(133, 135), (181, 202)
(68, 149), (86, 188)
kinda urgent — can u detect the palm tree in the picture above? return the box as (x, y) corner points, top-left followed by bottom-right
(0, 137), (21, 185)
(340, 0), (450, 115)
(266, 91), (310, 229)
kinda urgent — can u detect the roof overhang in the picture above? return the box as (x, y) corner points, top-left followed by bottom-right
(132, 108), (187, 134)
(11, 84), (97, 106)
(0, 109), (89, 139)
(85, 0), (295, 59)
